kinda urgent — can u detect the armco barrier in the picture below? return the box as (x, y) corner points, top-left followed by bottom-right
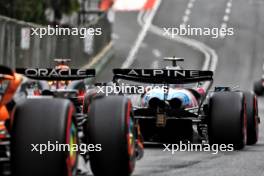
(0, 13), (112, 68)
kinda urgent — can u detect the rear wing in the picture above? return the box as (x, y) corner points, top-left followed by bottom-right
(16, 68), (96, 80)
(113, 69), (213, 84)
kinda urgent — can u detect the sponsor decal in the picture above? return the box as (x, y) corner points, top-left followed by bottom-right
(118, 69), (201, 78)
(16, 68), (95, 79)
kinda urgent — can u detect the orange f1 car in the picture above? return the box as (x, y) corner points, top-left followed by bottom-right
(0, 66), (22, 122)
(0, 64), (143, 176)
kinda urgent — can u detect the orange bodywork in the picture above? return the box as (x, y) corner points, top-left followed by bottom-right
(0, 106), (9, 121)
(99, 0), (114, 11)
(0, 73), (22, 121)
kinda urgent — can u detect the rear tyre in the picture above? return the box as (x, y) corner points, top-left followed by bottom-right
(87, 96), (136, 176)
(11, 98), (78, 176)
(253, 80), (263, 96)
(244, 92), (259, 145)
(208, 92), (246, 150)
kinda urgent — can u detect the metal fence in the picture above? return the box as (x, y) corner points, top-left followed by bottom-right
(0, 12), (111, 68)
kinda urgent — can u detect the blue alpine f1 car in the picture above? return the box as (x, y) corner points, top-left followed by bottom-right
(111, 58), (259, 149)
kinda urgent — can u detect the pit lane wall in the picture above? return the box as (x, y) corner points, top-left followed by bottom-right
(0, 13), (112, 69)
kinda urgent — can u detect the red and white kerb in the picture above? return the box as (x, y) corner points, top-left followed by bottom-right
(113, 0), (156, 11)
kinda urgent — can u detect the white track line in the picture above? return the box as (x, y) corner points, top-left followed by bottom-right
(225, 8), (231, 14)
(181, 0), (196, 26)
(182, 16), (190, 24)
(122, 0), (162, 68)
(179, 0), (218, 72)
(185, 9), (191, 15)
(148, 24), (218, 71)
(137, 10), (151, 26)
(142, 24), (218, 90)
(137, 11), (144, 26)
(134, 0), (219, 90)
(220, 0), (233, 38)
(227, 1), (232, 8)
(139, 0), (218, 89)
(188, 2), (194, 8)
(223, 15), (229, 22)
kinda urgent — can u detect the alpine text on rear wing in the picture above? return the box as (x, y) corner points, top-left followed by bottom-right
(113, 69), (213, 84)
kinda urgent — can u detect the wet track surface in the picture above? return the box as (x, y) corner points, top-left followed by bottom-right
(94, 0), (264, 175)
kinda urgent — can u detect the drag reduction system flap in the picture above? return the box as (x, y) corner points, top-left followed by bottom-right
(113, 69), (213, 84)
(16, 68), (96, 80)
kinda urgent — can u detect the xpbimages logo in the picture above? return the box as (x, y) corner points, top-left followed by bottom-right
(163, 25), (234, 38)
(163, 141), (234, 155)
(31, 141), (102, 155)
(31, 25), (102, 38)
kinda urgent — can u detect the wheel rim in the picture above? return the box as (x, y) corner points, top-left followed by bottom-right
(254, 96), (259, 140)
(243, 102), (247, 145)
(126, 101), (135, 173)
(69, 123), (78, 167)
(66, 123), (78, 176)
(66, 106), (77, 176)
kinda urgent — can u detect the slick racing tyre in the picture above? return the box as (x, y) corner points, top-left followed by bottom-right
(87, 96), (136, 176)
(244, 92), (259, 145)
(253, 80), (264, 96)
(208, 92), (247, 150)
(11, 98), (78, 176)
